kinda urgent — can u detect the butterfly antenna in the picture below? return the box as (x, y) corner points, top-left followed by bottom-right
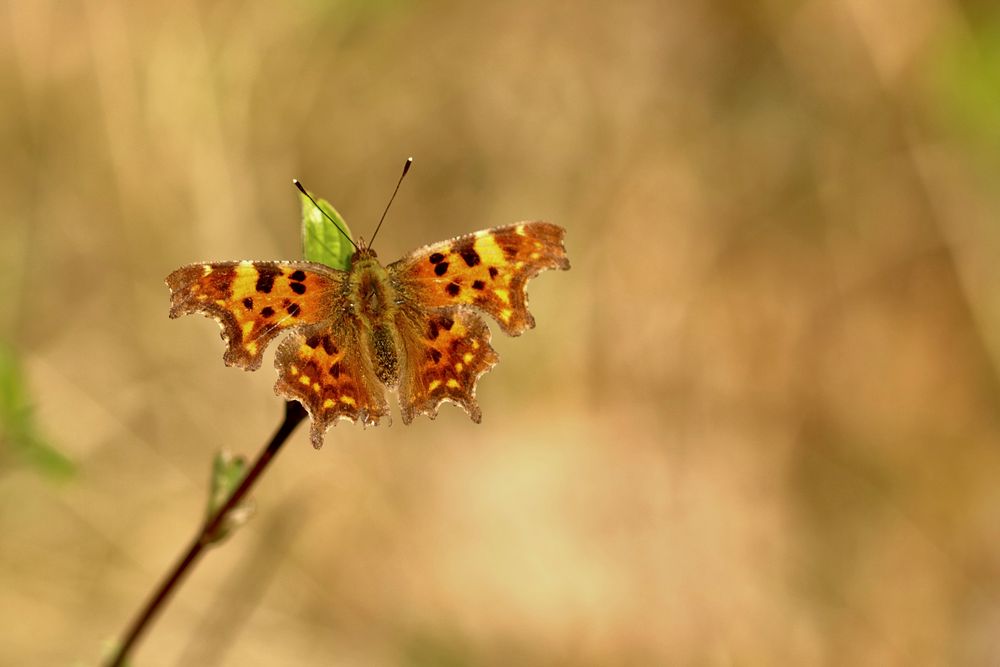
(368, 157), (412, 249)
(293, 179), (360, 252)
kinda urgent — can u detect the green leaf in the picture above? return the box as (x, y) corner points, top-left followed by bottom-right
(300, 188), (354, 270)
(0, 342), (74, 479)
(96, 640), (133, 667)
(930, 18), (1000, 151)
(205, 450), (255, 545)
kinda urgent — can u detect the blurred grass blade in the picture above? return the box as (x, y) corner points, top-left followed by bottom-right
(299, 188), (354, 270)
(930, 18), (1000, 150)
(0, 342), (74, 479)
(204, 449), (255, 545)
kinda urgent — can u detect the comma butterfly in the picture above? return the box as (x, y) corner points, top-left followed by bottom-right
(166, 161), (570, 447)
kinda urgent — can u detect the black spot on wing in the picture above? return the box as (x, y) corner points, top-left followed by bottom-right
(255, 265), (281, 293)
(434, 262), (449, 277)
(459, 246), (480, 267)
(321, 337), (337, 356)
(290, 269), (306, 282)
(243, 297), (254, 310)
(290, 282), (306, 295)
(429, 252), (445, 264)
(260, 306), (275, 318)
(286, 303), (301, 317)
(446, 282), (460, 296)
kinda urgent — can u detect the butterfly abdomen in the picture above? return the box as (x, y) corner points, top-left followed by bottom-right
(350, 258), (402, 388)
(370, 324), (400, 386)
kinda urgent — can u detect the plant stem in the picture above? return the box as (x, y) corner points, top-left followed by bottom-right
(106, 400), (307, 667)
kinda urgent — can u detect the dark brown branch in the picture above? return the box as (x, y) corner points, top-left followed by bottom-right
(106, 400), (307, 667)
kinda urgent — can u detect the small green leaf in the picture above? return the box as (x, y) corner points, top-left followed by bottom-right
(300, 188), (354, 270)
(929, 18), (1000, 151)
(0, 342), (74, 479)
(97, 640), (133, 667)
(205, 450), (255, 545)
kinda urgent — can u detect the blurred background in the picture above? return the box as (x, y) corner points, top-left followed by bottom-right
(2, 0), (1000, 664)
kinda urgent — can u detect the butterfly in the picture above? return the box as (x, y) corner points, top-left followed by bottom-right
(165, 169), (569, 448)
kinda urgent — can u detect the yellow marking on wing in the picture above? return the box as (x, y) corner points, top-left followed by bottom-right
(242, 321), (254, 335)
(299, 375), (312, 386)
(202, 265), (213, 276)
(245, 342), (258, 355)
(500, 308), (512, 322)
(197, 294), (207, 301)
(515, 261), (524, 269)
(446, 379), (460, 389)
(452, 322), (467, 336)
(473, 234), (508, 266)
(340, 396), (356, 406)
(428, 379), (441, 391)
(290, 365), (299, 376)
(216, 299), (228, 307)
(313, 383), (321, 393)
(323, 398), (335, 409)
(516, 224), (526, 236)
(494, 289), (510, 304)
(530, 252), (540, 260)
(463, 352), (473, 364)
(471, 339), (479, 349)
(455, 362), (464, 372)
(235, 263), (258, 282)
(299, 344), (314, 358)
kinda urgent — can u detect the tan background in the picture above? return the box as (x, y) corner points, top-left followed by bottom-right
(3, 1), (1000, 665)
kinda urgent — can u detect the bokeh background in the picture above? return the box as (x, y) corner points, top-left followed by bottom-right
(3, 0), (1000, 665)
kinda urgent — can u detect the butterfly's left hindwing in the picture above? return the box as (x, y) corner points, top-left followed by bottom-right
(273, 323), (390, 447)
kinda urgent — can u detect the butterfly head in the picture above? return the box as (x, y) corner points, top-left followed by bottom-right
(352, 237), (378, 260)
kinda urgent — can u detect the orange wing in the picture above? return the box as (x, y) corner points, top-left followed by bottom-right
(394, 306), (500, 424)
(166, 261), (344, 370)
(273, 323), (390, 448)
(387, 222), (570, 336)
(387, 222), (568, 423)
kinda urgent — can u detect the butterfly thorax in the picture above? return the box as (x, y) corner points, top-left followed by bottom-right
(347, 254), (401, 387)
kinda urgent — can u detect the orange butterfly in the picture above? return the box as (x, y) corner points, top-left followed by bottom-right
(166, 165), (569, 447)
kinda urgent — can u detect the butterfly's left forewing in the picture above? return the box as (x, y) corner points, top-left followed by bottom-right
(166, 261), (344, 370)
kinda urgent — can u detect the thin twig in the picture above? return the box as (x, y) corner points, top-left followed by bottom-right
(106, 400), (308, 667)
